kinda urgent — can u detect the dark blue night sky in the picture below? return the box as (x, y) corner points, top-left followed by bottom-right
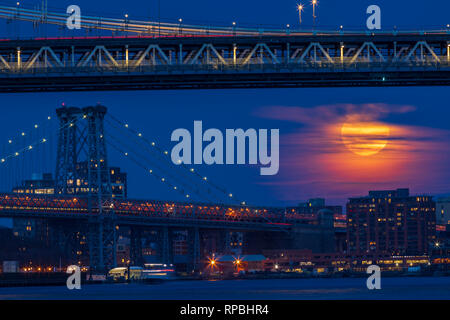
(0, 0), (449, 218)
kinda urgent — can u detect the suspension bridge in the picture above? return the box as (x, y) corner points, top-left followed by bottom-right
(0, 104), (335, 271)
(0, 3), (447, 92)
(0, 2), (443, 272)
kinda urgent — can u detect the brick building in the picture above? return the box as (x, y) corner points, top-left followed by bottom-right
(347, 188), (436, 255)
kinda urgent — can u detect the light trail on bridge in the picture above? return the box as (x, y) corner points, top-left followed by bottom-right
(0, 3), (300, 37)
(0, 2), (449, 38)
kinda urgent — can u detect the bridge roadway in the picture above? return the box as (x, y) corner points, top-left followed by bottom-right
(0, 32), (449, 92)
(0, 193), (318, 232)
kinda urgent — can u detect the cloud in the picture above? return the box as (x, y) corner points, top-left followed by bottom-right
(257, 103), (416, 126)
(255, 103), (450, 205)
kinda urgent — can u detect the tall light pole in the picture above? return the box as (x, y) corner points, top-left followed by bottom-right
(312, 0), (318, 26)
(297, 4), (304, 25)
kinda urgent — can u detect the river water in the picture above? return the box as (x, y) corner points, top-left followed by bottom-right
(0, 276), (448, 300)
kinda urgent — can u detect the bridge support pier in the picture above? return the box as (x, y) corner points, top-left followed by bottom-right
(130, 227), (143, 266)
(159, 226), (173, 265)
(188, 227), (201, 273)
(88, 216), (117, 273)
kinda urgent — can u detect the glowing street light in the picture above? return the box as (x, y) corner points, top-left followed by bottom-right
(297, 4), (304, 25)
(208, 257), (217, 269)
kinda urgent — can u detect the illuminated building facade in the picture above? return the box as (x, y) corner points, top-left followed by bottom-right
(12, 173), (55, 195)
(262, 249), (431, 273)
(172, 230), (188, 256)
(110, 167), (127, 198)
(68, 162), (127, 198)
(347, 189), (436, 255)
(436, 197), (450, 225)
(12, 166), (127, 198)
(11, 174), (54, 241)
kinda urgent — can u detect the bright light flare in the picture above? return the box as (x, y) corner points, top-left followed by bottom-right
(208, 257), (217, 269)
(297, 4), (304, 25)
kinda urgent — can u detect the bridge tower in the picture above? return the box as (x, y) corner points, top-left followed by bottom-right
(55, 104), (116, 272)
(55, 107), (80, 195)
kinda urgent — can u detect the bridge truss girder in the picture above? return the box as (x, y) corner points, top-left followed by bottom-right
(0, 34), (448, 91)
(0, 36), (447, 68)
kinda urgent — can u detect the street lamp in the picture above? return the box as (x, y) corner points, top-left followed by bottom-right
(178, 18), (183, 35)
(311, 0), (318, 25)
(124, 14), (129, 33)
(234, 258), (241, 272)
(297, 4), (304, 25)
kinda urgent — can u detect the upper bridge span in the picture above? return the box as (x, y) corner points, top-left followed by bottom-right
(0, 32), (448, 92)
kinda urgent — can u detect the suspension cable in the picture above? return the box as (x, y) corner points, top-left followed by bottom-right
(106, 113), (245, 205)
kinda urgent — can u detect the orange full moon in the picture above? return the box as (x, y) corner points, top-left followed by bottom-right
(341, 122), (390, 156)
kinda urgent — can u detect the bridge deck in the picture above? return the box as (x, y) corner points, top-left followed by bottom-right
(0, 193), (320, 230)
(0, 34), (447, 92)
